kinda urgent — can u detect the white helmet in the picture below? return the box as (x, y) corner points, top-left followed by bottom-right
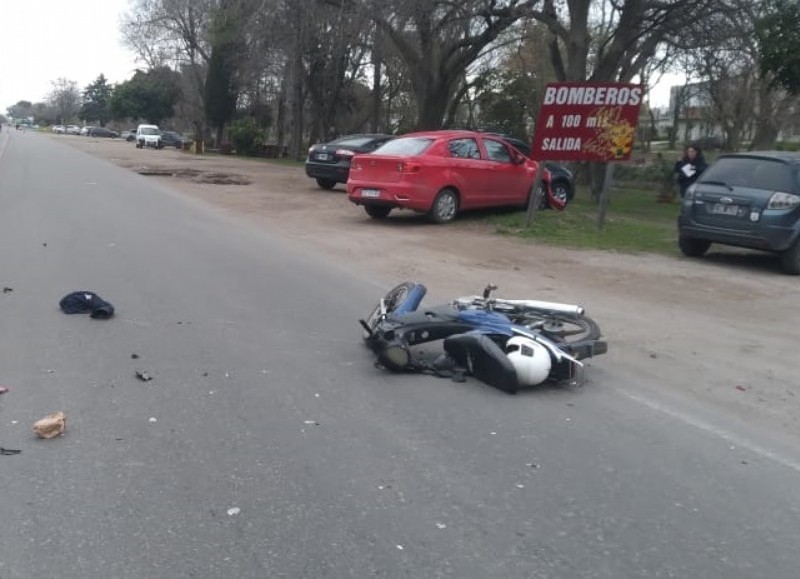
(505, 336), (552, 386)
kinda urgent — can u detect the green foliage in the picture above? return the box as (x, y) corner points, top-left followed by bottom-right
(80, 74), (113, 126)
(488, 187), (681, 254)
(472, 69), (537, 137)
(756, 0), (800, 94)
(204, 46), (238, 131)
(229, 117), (263, 156)
(775, 141), (800, 151)
(110, 67), (181, 125)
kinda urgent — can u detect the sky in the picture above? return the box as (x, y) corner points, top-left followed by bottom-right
(0, 0), (139, 113)
(0, 0), (679, 116)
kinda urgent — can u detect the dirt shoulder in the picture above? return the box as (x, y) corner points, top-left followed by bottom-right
(62, 136), (800, 445)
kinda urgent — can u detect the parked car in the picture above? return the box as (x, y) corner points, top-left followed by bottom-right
(306, 134), (394, 190)
(87, 127), (119, 138)
(52, 125), (65, 134)
(65, 125), (81, 135)
(347, 130), (546, 223)
(487, 133), (575, 205)
(160, 130), (191, 148)
(677, 151), (800, 274)
(80, 126), (93, 136)
(136, 124), (163, 149)
(120, 128), (137, 141)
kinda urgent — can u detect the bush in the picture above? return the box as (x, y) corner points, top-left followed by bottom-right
(229, 117), (263, 157)
(775, 141), (800, 152)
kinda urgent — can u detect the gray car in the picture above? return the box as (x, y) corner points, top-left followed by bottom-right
(677, 151), (800, 274)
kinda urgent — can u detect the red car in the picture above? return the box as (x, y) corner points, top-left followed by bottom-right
(347, 130), (562, 223)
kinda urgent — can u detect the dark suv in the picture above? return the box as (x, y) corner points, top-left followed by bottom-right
(677, 151), (800, 274)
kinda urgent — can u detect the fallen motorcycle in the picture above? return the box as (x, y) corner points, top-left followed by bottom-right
(359, 282), (608, 394)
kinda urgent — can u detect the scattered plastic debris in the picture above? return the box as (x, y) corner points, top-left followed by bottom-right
(435, 523), (447, 529)
(526, 463), (541, 469)
(131, 353), (140, 359)
(2, 287), (13, 293)
(0, 386), (9, 395)
(149, 417), (157, 423)
(227, 507), (241, 516)
(516, 484), (525, 489)
(135, 370), (153, 382)
(33, 411), (67, 439)
(396, 545), (404, 551)
(315, 393), (320, 398)
(303, 420), (319, 426)
(735, 385), (747, 392)
(1, 447), (22, 455)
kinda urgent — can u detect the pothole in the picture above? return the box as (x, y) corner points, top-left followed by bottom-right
(192, 173), (252, 185)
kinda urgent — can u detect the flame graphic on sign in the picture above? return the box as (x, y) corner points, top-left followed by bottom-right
(583, 106), (636, 160)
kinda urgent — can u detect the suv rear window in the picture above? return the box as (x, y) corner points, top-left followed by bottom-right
(700, 157), (797, 192)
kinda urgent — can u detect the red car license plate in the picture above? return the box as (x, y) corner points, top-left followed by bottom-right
(361, 189), (381, 198)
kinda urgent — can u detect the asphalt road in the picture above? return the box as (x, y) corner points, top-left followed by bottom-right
(1, 130), (799, 578)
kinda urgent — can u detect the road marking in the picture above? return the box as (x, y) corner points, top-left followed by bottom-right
(619, 389), (800, 474)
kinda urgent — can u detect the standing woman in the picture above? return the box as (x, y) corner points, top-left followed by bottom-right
(674, 144), (708, 198)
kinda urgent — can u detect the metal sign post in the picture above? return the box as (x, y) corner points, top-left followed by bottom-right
(524, 163), (546, 228)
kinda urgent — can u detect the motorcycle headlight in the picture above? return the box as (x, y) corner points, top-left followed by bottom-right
(377, 341), (411, 371)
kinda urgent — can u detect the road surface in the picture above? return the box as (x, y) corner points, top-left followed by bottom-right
(1, 130), (798, 578)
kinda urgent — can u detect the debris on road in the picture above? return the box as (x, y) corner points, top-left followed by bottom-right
(2, 286), (13, 293)
(149, 417), (157, 423)
(59, 291), (115, 319)
(1, 447), (22, 455)
(33, 411), (67, 439)
(227, 507), (241, 516)
(131, 353), (140, 359)
(0, 386), (9, 395)
(303, 420), (320, 426)
(735, 385), (747, 392)
(135, 370), (153, 382)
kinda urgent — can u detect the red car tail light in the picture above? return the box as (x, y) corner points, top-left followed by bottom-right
(397, 161), (421, 173)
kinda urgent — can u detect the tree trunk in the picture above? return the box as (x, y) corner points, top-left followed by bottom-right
(370, 27), (382, 133)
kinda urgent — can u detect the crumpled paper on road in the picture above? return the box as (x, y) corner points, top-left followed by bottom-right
(33, 411), (67, 439)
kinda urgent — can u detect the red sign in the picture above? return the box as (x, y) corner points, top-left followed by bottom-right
(531, 82), (644, 161)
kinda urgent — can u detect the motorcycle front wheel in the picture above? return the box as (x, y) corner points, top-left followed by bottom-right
(362, 281), (417, 340)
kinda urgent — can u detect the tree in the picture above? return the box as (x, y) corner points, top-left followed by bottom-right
(80, 74), (114, 126)
(756, 0), (800, 94)
(111, 68), (181, 125)
(204, 0), (251, 147)
(370, 0), (538, 130)
(7, 100), (34, 121)
(47, 78), (81, 124)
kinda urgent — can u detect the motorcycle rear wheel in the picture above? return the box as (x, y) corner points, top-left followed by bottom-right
(363, 282), (417, 340)
(515, 312), (601, 344)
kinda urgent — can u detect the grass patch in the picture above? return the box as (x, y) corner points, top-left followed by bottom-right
(489, 186), (681, 255)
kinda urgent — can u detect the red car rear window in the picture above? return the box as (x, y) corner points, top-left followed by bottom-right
(375, 137), (434, 156)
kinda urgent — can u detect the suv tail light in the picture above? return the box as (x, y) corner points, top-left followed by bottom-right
(335, 149), (355, 158)
(767, 192), (799, 210)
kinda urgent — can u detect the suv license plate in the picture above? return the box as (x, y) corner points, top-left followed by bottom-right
(361, 189), (380, 198)
(316, 153), (330, 161)
(711, 203), (739, 216)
